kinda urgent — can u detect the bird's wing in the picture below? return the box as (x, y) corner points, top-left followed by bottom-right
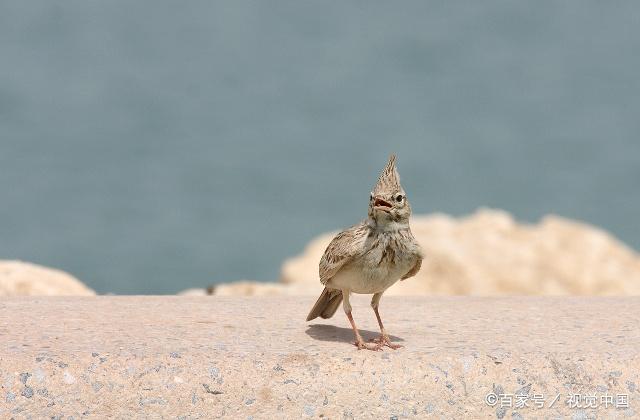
(319, 223), (369, 285)
(401, 257), (422, 280)
(401, 234), (424, 281)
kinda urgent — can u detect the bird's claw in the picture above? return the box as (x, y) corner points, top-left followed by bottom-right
(370, 335), (403, 350)
(354, 340), (383, 351)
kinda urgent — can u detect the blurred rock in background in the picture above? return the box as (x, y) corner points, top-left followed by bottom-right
(0, 260), (95, 296)
(212, 209), (640, 296)
(5, 209), (639, 297)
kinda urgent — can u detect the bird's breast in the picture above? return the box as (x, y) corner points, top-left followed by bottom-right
(327, 235), (418, 294)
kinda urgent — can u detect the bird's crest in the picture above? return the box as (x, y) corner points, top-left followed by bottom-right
(373, 154), (402, 194)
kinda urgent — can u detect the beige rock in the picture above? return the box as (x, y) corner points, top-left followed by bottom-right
(1, 296), (639, 418)
(279, 209), (640, 295)
(177, 288), (210, 296)
(0, 260), (95, 296)
(211, 280), (320, 296)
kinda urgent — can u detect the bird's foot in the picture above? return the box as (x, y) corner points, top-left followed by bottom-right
(371, 334), (403, 350)
(354, 338), (382, 351)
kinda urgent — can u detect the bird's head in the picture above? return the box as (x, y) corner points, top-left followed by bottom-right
(368, 154), (411, 225)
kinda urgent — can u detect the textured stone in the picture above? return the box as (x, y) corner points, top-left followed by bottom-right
(0, 260), (94, 296)
(0, 296), (638, 418)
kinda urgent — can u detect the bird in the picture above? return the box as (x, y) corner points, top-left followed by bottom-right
(306, 154), (424, 351)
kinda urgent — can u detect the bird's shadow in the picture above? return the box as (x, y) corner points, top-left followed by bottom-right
(306, 324), (404, 344)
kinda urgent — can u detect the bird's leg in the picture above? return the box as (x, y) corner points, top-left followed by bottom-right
(343, 290), (381, 351)
(370, 292), (403, 349)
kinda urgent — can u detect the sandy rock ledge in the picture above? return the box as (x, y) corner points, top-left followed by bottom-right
(1, 296), (638, 418)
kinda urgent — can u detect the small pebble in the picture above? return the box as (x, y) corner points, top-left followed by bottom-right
(626, 381), (636, 393)
(202, 383), (223, 395)
(6, 391), (16, 402)
(21, 387), (34, 399)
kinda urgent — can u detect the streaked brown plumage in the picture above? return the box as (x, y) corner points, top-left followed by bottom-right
(306, 154), (423, 350)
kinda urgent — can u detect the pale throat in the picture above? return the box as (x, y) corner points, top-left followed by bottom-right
(367, 214), (410, 233)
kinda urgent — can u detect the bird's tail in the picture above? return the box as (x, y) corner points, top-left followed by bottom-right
(306, 287), (343, 321)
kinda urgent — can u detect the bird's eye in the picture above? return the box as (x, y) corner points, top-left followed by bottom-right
(396, 194), (404, 202)
(370, 193), (374, 201)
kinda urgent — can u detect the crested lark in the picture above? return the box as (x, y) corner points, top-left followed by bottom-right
(306, 154), (424, 351)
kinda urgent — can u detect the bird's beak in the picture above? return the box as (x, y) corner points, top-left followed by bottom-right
(373, 197), (392, 212)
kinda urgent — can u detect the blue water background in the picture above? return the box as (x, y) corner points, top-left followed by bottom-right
(1, 2), (639, 293)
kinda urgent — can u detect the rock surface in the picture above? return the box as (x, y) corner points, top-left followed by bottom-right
(273, 209), (640, 296)
(0, 260), (94, 296)
(179, 282), (319, 297)
(1, 296), (638, 418)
